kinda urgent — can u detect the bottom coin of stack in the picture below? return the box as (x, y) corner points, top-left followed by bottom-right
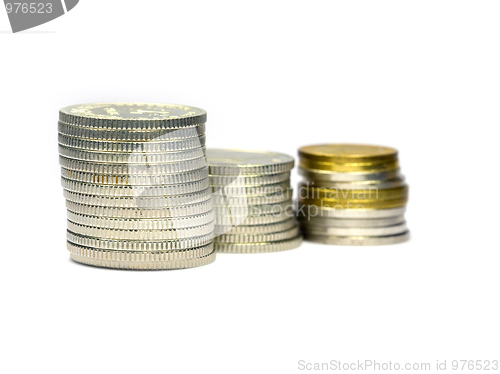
(59, 102), (216, 269)
(297, 144), (410, 245)
(207, 149), (302, 253)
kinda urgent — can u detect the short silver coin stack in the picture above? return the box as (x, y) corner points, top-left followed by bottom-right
(207, 149), (302, 253)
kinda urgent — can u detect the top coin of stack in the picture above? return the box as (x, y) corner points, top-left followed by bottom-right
(297, 144), (409, 245)
(207, 149), (302, 253)
(58, 102), (216, 269)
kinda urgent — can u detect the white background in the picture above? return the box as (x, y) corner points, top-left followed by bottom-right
(1, 1), (499, 373)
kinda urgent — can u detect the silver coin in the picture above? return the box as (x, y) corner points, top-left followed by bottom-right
(58, 133), (206, 153)
(212, 189), (293, 206)
(68, 241), (214, 261)
(58, 121), (205, 142)
(59, 144), (206, 164)
(59, 155), (207, 175)
(215, 217), (297, 235)
(62, 177), (210, 197)
(69, 243), (216, 270)
(63, 188), (212, 208)
(299, 168), (401, 182)
(297, 176), (405, 190)
(210, 172), (290, 187)
(61, 166), (209, 186)
(66, 199), (213, 219)
(214, 235), (302, 253)
(302, 222), (407, 236)
(67, 210), (215, 230)
(215, 226), (300, 244)
(298, 215), (405, 227)
(60, 103), (207, 130)
(214, 208), (294, 226)
(207, 149), (294, 175)
(303, 231), (410, 246)
(213, 199), (293, 217)
(67, 219), (214, 241)
(211, 181), (291, 196)
(296, 203), (407, 219)
(67, 230), (213, 251)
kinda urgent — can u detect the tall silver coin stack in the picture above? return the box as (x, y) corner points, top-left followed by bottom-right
(59, 103), (216, 269)
(207, 149), (302, 253)
(297, 144), (410, 246)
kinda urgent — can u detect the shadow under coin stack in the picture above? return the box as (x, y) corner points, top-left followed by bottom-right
(59, 103), (216, 269)
(297, 144), (410, 245)
(207, 149), (302, 253)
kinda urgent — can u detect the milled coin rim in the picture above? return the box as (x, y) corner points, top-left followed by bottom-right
(301, 222), (408, 236)
(67, 230), (214, 251)
(299, 168), (401, 182)
(215, 235), (302, 253)
(296, 204), (406, 219)
(303, 231), (410, 246)
(70, 247), (216, 270)
(215, 225), (300, 244)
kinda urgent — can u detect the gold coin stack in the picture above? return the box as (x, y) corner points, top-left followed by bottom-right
(297, 144), (409, 245)
(207, 149), (302, 253)
(59, 102), (216, 269)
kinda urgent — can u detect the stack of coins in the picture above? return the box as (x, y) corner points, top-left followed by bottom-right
(207, 149), (302, 253)
(59, 103), (216, 270)
(297, 144), (409, 245)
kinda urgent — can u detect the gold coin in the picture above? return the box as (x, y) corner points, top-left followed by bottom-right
(298, 184), (408, 200)
(299, 159), (399, 173)
(299, 144), (398, 163)
(298, 197), (408, 210)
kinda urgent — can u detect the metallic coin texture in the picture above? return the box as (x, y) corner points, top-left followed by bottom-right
(58, 144), (206, 164)
(68, 241), (214, 261)
(299, 168), (401, 182)
(301, 222), (408, 236)
(59, 155), (208, 175)
(299, 144), (398, 163)
(63, 188), (212, 208)
(61, 166), (210, 186)
(297, 215), (405, 228)
(215, 235), (302, 253)
(66, 199), (213, 219)
(58, 121), (205, 142)
(296, 204), (406, 219)
(217, 218), (297, 235)
(217, 226), (300, 244)
(303, 231), (410, 246)
(67, 210), (215, 230)
(207, 149), (294, 175)
(69, 245), (216, 270)
(210, 172), (291, 186)
(297, 143), (409, 247)
(207, 148), (302, 252)
(67, 220), (215, 241)
(67, 230), (214, 251)
(59, 102), (215, 270)
(62, 177), (210, 197)
(58, 133), (207, 153)
(60, 103), (207, 130)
